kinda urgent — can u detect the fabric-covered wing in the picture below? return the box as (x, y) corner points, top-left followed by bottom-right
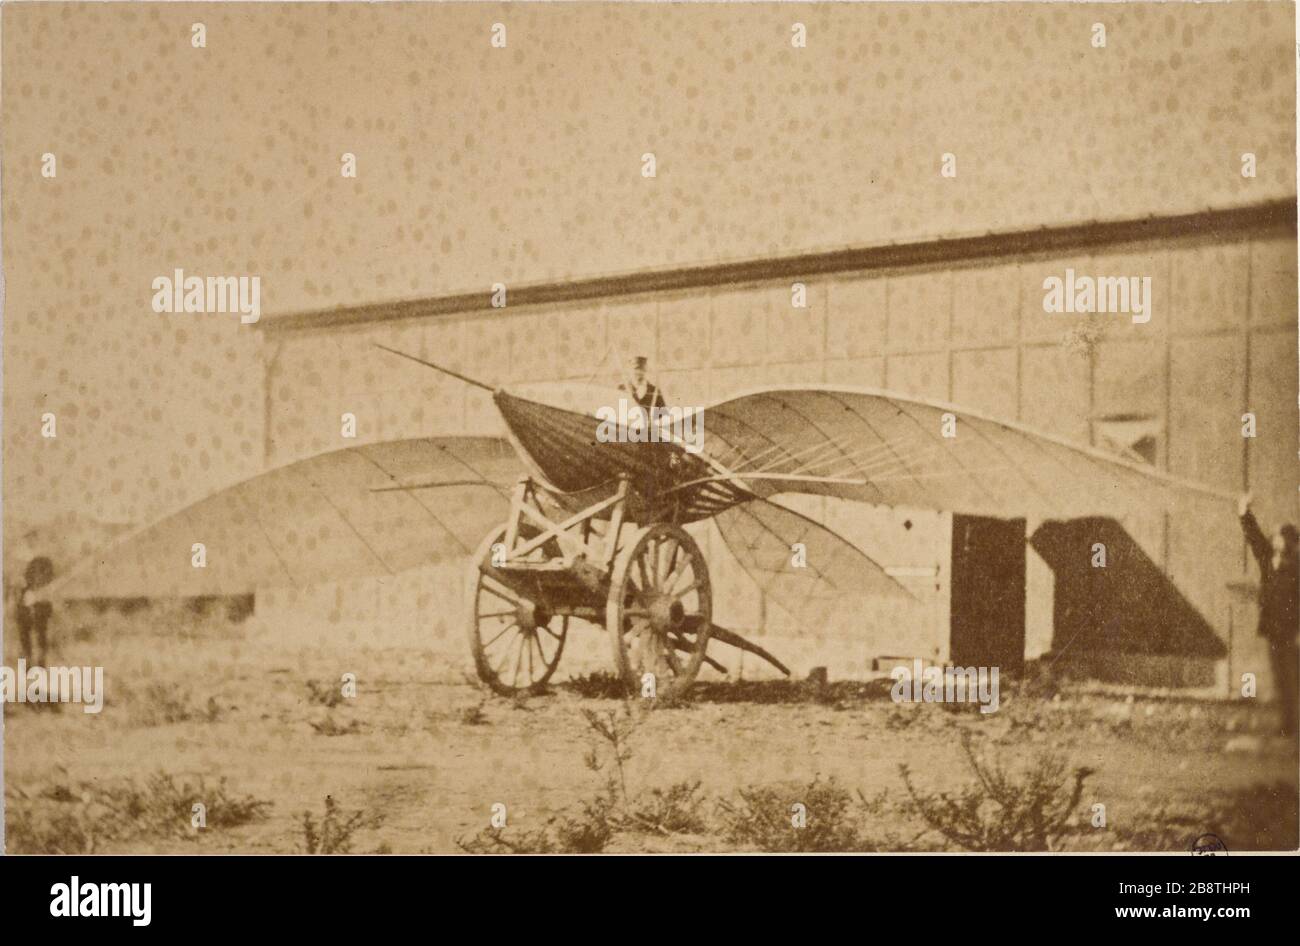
(701, 387), (1233, 520)
(715, 497), (914, 628)
(50, 437), (524, 599)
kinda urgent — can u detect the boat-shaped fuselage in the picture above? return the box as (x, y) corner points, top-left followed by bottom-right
(493, 389), (746, 523)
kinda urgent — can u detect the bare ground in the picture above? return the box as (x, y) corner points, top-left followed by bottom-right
(4, 605), (1296, 854)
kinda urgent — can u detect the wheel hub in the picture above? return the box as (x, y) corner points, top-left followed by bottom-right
(645, 594), (685, 632)
(515, 601), (550, 632)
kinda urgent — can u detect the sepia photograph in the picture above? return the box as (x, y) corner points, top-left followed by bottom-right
(0, 0), (1296, 880)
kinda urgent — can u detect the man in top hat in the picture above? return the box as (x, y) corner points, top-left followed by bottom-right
(1239, 493), (1299, 738)
(618, 355), (672, 495)
(620, 355), (666, 412)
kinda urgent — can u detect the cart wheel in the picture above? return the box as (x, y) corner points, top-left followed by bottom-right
(607, 522), (712, 700)
(467, 526), (568, 696)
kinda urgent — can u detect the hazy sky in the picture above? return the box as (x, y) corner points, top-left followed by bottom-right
(2, 2), (1295, 526)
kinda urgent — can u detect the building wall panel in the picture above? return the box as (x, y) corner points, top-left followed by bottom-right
(657, 296), (711, 370)
(887, 272), (951, 353)
(657, 367), (711, 410)
(952, 347), (1018, 418)
(951, 264), (1020, 350)
(766, 289), (825, 365)
(1247, 326), (1300, 529)
(823, 357), (885, 389)
(1169, 242), (1249, 335)
(509, 310), (560, 382)
(554, 304), (608, 378)
(708, 288), (767, 367)
(885, 351), (949, 401)
(1169, 334), (1246, 490)
(1250, 238), (1299, 327)
(463, 313), (514, 386)
(1086, 247), (1170, 339)
(711, 361), (810, 401)
(1020, 256), (1093, 346)
(1019, 345), (1090, 441)
(1092, 338), (1167, 447)
(826, 277), (887, 359)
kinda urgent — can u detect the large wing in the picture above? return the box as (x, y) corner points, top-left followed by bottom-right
(700, 386), (1233, 520)
(49, 437), (524, 599)
(714, 497), (914, 629)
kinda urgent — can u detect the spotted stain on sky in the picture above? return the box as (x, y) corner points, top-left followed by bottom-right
(2, 2), (1294, 528)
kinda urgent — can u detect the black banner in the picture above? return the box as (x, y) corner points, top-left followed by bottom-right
(0, 851), (1285, 932)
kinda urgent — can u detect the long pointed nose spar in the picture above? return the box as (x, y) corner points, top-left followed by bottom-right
(374, 344), (497, 392)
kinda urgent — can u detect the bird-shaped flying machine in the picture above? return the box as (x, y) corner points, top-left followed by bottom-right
(50, 344), (1233, 698)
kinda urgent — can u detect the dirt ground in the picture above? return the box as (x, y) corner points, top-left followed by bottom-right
(4, 603), (1297, 854)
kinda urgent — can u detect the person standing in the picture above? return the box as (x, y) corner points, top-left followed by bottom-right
(619, 355), (670, 498)
(15, 555), (55, 667)
(619, 355), (666, 412)
(1239, 494), (1299, 738)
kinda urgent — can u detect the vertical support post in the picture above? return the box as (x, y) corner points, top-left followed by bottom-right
(503, 476), (529, 560)
(605, 475), (629, 571)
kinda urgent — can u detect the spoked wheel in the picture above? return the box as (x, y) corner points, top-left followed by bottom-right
(467, 526), (568, 696)
(607, 522), (712, 700)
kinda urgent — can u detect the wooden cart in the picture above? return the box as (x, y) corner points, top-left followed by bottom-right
(467, 474), (714, 699)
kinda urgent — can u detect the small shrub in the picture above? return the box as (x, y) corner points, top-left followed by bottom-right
(225, 594), (255, 623)
(898, 730), (1092, 852)
(5, 804), (101, 854)
(130, 683), (222, 727)
(40, 783), (79, 803)
(457, 824), (560, 854)
(5, 774), (271, 852)
(98, 773), (271, 837)
(624, 780), (709, 836)
(309, 715), (363, 736)
(300, 796), (382, 854)
(719, 776), (875, 852)
(580, 705), (641, 804)
(186, 595), (217, 617)
(555, 788), (618, 853)
(562, 672), (627, 700)
(460, 701), (489, 726)
(457, 788), (617, 855)
(305, 679), (344, 708)
(885, 703), (920, 731)
(459, 705), (643, 854)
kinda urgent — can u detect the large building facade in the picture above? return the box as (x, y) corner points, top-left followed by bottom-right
(257, 199), (1297, 694)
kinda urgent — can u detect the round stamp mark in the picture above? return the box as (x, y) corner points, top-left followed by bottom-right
(1190, 833), (1229, 855)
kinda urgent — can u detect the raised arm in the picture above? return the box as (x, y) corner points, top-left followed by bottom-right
(1239, 495), (1271, 571)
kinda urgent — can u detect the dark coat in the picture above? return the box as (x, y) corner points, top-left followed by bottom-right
(620, 381), (666, 412)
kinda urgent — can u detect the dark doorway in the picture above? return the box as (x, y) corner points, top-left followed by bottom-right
(950, 515), (1027, 675)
